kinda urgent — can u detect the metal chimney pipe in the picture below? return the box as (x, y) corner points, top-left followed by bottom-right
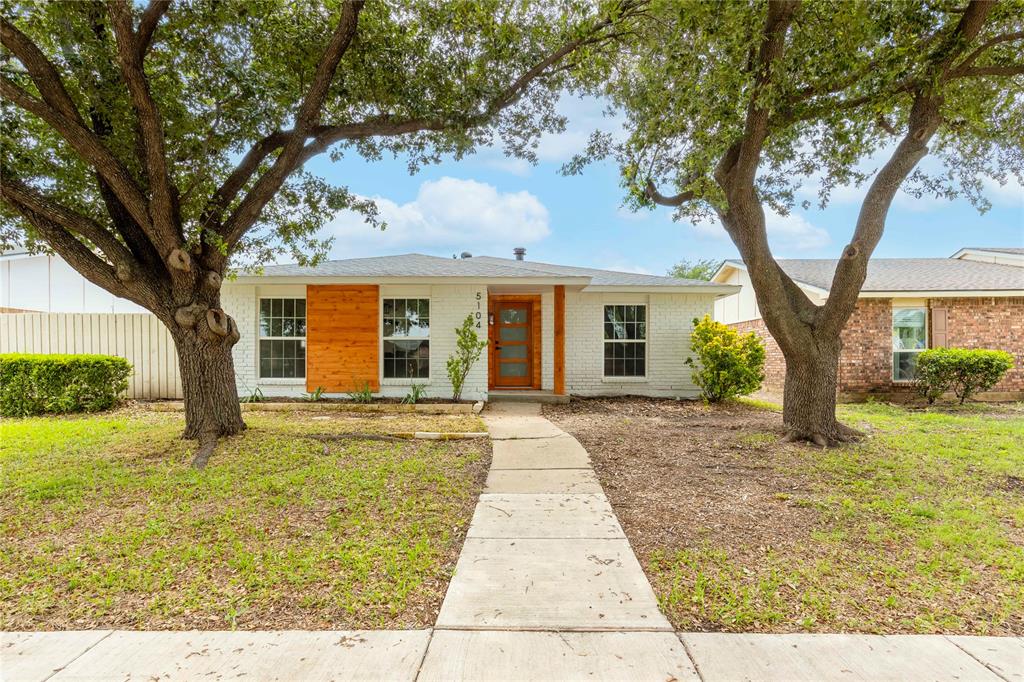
(513, 247), (526, 261)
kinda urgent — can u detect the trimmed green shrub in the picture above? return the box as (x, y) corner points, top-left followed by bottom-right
(914, 347), (1014, 404)
(0, 353), (133, 417)
(685, 315), (766, 403)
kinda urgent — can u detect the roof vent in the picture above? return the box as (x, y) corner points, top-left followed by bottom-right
(460, 251), (473, 259)
(513, 247), (526, 261)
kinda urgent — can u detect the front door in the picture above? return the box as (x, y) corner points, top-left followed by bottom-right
(493, 301), (532, 387)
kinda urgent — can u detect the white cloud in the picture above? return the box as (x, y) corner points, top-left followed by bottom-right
(685, 211), (829, 251)
(481, 94), (625, 174)
(324, 177), (550, 258)
(982, 175), (1024, 206)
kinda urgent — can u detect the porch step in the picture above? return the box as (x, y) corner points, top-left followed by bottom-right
(488, 390), (570, 404)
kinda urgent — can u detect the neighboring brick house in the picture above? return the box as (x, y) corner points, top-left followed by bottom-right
(711, 247), (1024, 400)
(222, 251), (738, 401)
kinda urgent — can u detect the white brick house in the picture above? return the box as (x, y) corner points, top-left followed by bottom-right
(222, 252), (738, 402)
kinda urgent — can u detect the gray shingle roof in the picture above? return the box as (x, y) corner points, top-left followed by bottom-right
(468, 256), (718, 287)
(724, 258), (1024, 292)
(252, 253), (726, 288)
(960, 247), (1024, 255)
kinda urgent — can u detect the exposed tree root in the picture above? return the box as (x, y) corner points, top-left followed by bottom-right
(781, 421), (864, 448)
(191, 430), (218, 469)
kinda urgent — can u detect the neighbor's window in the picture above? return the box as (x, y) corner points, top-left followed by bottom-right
(604, 304), (646, 377)
(259, 298), (306, 379)
(383, 298), (429, 379)
(893, 307), (927, 381)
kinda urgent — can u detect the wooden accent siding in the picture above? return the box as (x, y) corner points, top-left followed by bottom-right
(553, 285), (565, 394)
(306, 285), (379, 392)
(488, 294), (542, 390)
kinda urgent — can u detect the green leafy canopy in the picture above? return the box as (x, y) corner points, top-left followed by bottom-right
(567, 0), (1024, 221)
(1, 0), (638, 270)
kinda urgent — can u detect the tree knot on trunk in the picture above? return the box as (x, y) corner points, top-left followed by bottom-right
(842, 241), (862, 259)
(203, 270), (222, 290)
(167, 247), (192, 272)
(174, 303), (207, 328)
(206, 308), (230, 337)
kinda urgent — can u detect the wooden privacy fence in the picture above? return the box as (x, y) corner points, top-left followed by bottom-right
(0, 313), (182, 399)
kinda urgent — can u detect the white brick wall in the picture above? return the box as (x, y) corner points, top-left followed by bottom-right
(563, 290), (715, 397)
(378, 284), (488, 401)
(222, 283), (258, 397)
(222, 282), (489, 401)
(222, 281), (712, 400)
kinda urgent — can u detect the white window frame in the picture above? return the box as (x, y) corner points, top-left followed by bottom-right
(602, 303), (648, 380)
(381, 297), (431, 384)
(257, 296), (307, 383)
(892, 305), (928, 383)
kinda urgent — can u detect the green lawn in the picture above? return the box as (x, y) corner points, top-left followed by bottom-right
(0, 410), (488, 630)
(652, 401), (1024, 634)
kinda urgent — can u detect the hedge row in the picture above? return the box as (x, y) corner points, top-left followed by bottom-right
(0, 353), (133, 417)
(915, 347), (1014, 404)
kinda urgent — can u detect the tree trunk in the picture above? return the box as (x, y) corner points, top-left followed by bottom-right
(172, 329), (245, 466)
(779, 338), (861, 446)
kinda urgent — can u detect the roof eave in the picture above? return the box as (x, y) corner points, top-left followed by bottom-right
(581, 284), (740, 295)
(228, 274), (593, 285)
(859, 289), (1024, 298)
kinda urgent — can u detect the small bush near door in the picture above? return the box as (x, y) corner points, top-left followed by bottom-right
(447, 314), (487, 401)
(914, 348), (1014, 404)
(686, 315), (766, 403)
(0, 353), (132, 417)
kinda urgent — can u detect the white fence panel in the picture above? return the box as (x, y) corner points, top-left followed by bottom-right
(0, 313), (182, 399)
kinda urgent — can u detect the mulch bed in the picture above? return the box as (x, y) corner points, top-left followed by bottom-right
(544, 397), (816, 562)
(544, 397), (1024, 635)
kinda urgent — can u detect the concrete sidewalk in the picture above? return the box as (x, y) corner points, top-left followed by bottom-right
(5, 629), (1021, 681)
(4, 404), (1021, 681)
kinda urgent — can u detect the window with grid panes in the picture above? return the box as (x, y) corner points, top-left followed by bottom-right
(258, 298), (306, 378)
(383, 298), (429, 379)
(603, 304), (646, 377)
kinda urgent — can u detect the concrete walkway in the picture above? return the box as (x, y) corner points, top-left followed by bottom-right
(4, 403), (1022, 680)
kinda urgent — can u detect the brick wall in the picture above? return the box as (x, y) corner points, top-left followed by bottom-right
(730, 296), (1024, 397)
(837, 298), (893, 393)
(930, 297), (1024, 391)
(732, 318), (785, 392)
(563, 291), (714, 397)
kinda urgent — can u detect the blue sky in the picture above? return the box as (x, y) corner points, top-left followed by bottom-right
(304, 96), (1024, 275)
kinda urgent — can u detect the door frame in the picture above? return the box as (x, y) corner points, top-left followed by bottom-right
(488, 294), (542, 390)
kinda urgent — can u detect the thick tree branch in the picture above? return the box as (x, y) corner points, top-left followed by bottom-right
(0, 18), (85, 124)
(818, 95), (942, 338)
(109, 0), (181, 254)
(644, 179), (696, 207)
(948, 30), (1024, 76)
(218, 1), (364, 250)
(208, 1), (642, 248)
(135, 0), (170, 61)
(0, 77), (154, 235)
(0, 186), (141, 305)
(728, 0), (800, 188)
(954, 63), (1024, 77)
(0, 175), (137, 277)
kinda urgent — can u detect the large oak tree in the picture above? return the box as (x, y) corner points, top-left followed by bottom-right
(1, 0), (642, 463)
(571, 0), (1023, 444)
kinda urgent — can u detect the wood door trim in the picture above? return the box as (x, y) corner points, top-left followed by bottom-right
(489, 294), (541, 390)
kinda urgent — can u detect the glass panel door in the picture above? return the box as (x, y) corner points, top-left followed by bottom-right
(494, 303), (532, 387)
